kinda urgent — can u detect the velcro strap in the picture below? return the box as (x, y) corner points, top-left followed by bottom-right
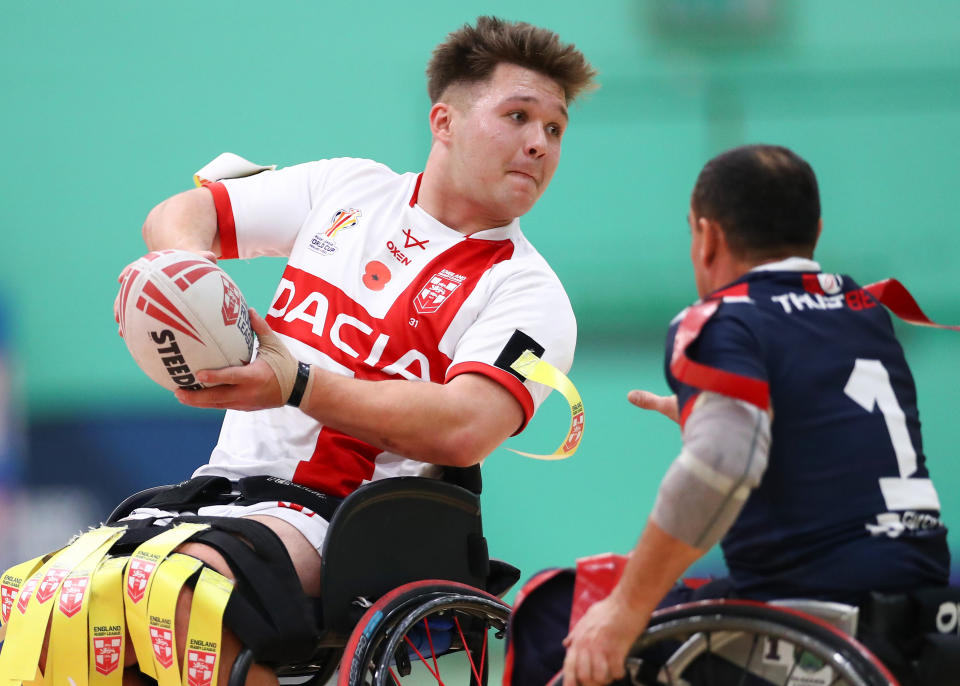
(236, 476), (343, 521)
(174, 517), (321, 664)
(141, 476), (235, 512)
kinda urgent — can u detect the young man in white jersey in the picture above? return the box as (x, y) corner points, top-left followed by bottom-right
(29, 16), (595, 686)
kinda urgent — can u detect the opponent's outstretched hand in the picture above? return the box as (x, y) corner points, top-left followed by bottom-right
(627, 390), (679, 424)
(174, 309), (287, 411)
(562, 594), (649, 686)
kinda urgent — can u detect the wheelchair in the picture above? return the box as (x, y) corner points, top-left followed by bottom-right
(550, 592), (960, 686)
(106, 467), (520, 686)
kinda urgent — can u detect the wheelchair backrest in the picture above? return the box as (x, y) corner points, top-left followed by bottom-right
(319, 476), (490, 635)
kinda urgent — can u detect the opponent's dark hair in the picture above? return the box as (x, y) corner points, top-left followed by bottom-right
(426, 16), (597, 104)
(692, 144), (821, 259)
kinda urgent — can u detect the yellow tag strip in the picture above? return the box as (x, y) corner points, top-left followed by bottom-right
(1, 555), (46, 626)
(148, 554), (203, 686)
(48, 537), (121, 686)
(181, 567), (233, 686)
(125, 523), (209, 678)
(0, 526), (124, 681)
(89, 557), (128, 686)
(509, 350), (585, 460)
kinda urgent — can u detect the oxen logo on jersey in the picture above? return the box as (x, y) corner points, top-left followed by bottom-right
(414, 269), (466, 314)
(35, 566), (70, 604)
(309, 208), (362, 256)
(94, 635), (123, 675)
(58, 575), (90, 618)
(126, 558), (157, 603)
(151, 626), (175, 668)
(187, 649), (218, 686)
(818, 273), (844, 295)
(402, 228), (429, 250)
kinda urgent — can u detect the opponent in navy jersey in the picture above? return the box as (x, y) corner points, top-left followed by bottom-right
(665, 262), (949, 600)
(553, 145), (952, 686)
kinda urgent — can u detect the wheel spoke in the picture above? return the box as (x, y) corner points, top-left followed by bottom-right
(453, 615), (484, 686)
(403, 634), (448, 685)
(736, 633), (759, 686)
(423, 617), (440, 676)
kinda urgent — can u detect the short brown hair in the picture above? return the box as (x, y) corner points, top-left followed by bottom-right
(692, 144), (821, 259)
(426, 16), (597, 104)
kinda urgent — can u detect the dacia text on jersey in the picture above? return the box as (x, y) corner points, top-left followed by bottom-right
(266, 268), (454, 384)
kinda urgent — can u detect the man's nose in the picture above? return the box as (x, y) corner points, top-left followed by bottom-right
(525, 126), (548, 157)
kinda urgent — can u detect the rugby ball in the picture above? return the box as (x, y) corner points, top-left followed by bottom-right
(117, 250), (254, 391)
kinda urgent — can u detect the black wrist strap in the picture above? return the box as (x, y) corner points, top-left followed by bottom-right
(286, 362), (311, 407)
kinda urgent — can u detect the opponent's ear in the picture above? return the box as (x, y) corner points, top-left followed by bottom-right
(698, 216), (723, 267)
(429, 102), (455, 143)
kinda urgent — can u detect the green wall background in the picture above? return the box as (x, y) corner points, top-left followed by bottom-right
(2, 1), (958, 581)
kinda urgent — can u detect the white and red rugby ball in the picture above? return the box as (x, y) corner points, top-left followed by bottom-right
(117, 250), (254, 391)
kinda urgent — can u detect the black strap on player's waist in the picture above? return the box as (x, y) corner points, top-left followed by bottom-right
(141, 475), (344, 521)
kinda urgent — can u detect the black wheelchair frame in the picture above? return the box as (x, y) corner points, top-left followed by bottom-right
(108, 470), (519, 686)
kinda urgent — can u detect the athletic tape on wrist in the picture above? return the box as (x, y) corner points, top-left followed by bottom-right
(508, 350), (585, 460)
(124, 522), (209, 678)
(49, 537), (124, 686)
(148, 554), (204, 686)
(0, 525), (124, 681)
(254, 330), (298, 403)
(182, 567), (234, 686)
(89, 556), (128, 686)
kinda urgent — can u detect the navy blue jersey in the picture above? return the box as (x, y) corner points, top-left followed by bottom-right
(664, 261), (949, 602)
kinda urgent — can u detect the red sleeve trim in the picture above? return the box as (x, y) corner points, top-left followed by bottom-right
(670, 301), (770, 411)
(202, 182), (238, 260)
(445, 361), (534, 435)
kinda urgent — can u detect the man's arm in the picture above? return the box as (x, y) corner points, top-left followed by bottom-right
(142, 187), (221, 256)
(563, 520), (703, 686)
(175, 310), (525, 467)
(562, 391), (772, 686)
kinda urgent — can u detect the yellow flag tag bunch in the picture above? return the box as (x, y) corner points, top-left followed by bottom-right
(0, 523), (235, 686)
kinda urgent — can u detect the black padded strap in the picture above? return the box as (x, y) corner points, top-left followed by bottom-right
(235, 476), (343, 521)
(141, 476), (235, 512)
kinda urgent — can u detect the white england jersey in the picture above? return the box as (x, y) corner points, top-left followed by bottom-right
(193, 157), (576, 497)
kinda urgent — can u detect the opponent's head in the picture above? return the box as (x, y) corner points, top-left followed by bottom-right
(688, 144), (822, 295)
(424, 17), (596, 228)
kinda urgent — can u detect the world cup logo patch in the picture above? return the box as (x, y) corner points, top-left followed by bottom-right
(309, 208), (362, 256)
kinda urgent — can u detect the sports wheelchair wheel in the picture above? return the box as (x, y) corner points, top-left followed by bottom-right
(339, 580), (510, 686)
(622, 600), (897, 686)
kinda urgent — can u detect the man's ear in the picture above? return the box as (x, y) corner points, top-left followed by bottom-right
(698, 216), (723, 267)
(429, 102), (455, 143)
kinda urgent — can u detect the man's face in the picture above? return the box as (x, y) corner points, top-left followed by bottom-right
(446, 63), (568, 223)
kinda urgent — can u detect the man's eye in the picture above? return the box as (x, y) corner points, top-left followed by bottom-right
(547, 124), (563, 137)
(509, 111), (526, 122)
